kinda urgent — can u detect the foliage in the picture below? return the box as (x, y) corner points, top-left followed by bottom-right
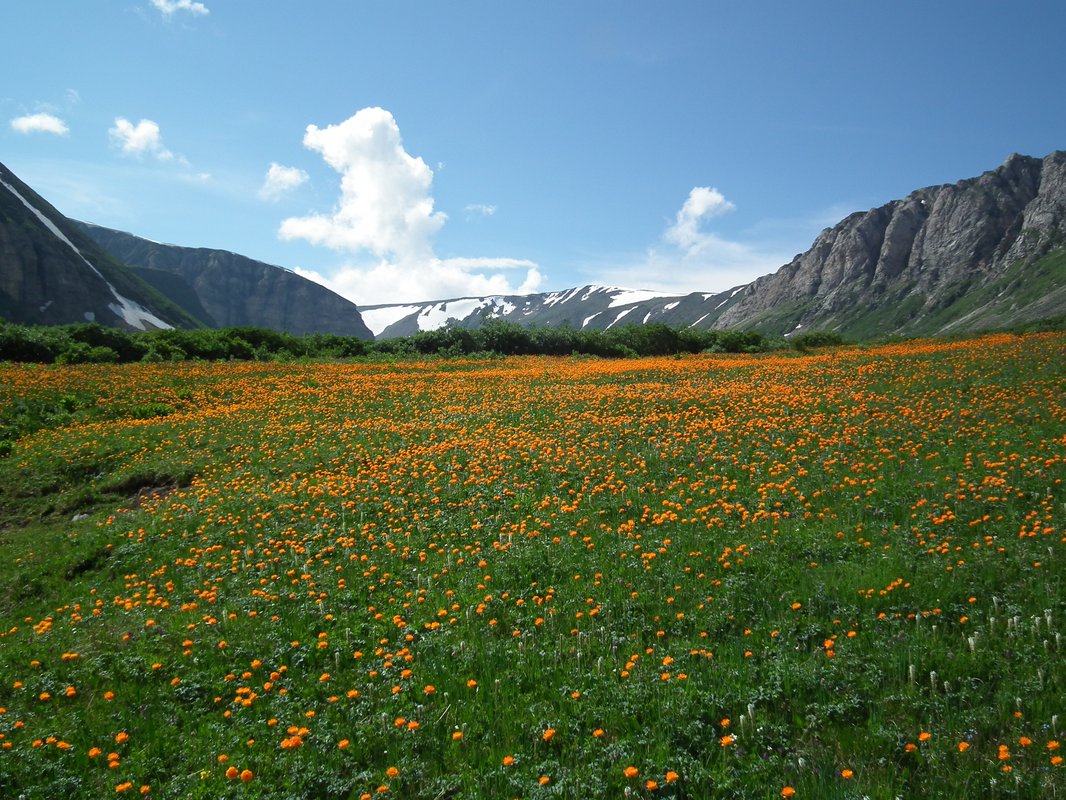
(0, 319), (782, 364)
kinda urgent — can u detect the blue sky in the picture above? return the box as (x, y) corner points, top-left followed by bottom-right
(3, 1), (1065, 305)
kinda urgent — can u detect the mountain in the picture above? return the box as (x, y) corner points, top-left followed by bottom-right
(77, 224), (373, 339)
(358, 285), (749, 338)
(716, 150), (1066, 338)
(0, 162), (199, 331)
(363, 151), (1066, 339)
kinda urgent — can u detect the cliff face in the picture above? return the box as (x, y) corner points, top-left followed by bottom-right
(0, 162), (195, 331)
(79, 225), (373, 339)
(715, 151), (1066, 336)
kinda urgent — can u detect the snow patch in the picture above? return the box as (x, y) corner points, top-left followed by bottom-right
(688, 313), (710, 328)
(360, 305), (422, 336)
(663, 301), (680, 311)
(582, 312), (601, 328)
(606, 307), (635, 329)
(608, 289), (671, 308)
(418, 298), (483, 331)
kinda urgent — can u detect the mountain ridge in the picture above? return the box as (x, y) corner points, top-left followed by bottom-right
(358, 151), (1066, 339)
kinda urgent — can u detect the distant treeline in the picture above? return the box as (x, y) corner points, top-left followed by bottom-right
(0, 319), (846, 364)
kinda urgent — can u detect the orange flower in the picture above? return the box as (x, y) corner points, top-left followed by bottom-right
(720, 734), (735, 747)
(502, 755), (515, 766)
(240, 770), (253, 782)
(841, 768), (854, 779)
(225, 767), (238, 780)
(781, 788), (796, 798)
(645, 779), (659, 790)
(542, 728), (557, 742)
(957, 742), (970, 752)
(451, 731), (464, 741)
(338, 739), (350, 749)
(386, 767), (400, 778)
(623, 766), (638, 778)
(918, 731), (931, 742)
(665, 770), (679, 783)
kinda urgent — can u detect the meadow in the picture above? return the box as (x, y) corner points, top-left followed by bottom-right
(0, 332), (1062, 799)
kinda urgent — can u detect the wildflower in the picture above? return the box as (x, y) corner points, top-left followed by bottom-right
(918, 731), (931, 742)
(502, 755), (515, 766)
(957, 742), (970, 752)
(623, 766), (638, 778)
(720, 734), (735, 747)
(386, 766), (400, 778)
(338, 739), (350, 749)
(451, 731), (463, 741)
(645, 779), (659, 790)
(665, 770), (679, 783)
(240, 770), (253, 782)
(781, 788), (796, 798)
(542, 728), (557, 742)
(225, 767), (238, 780)
(841, 769), (854, 779)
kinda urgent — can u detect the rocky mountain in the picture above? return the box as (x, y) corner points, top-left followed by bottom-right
(77, 224), (372, 339)
(363, 151), (1066, 339)
(0, 161), (198, 331)
(717, 150), (1066, 338)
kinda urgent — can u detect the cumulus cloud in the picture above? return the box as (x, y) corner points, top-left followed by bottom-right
(10, 113), (69, 136)
(150, 0), (209, 16)
(259, 163), (309, 200)
(584, 186), (788, 295)
(109, 117), (178, 161)
(664, 186), (736, 254)
(279, 107), (541, 305)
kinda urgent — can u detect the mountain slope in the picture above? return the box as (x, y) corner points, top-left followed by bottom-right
(78, 224), (373, 339)
(716, 151), (1066, 337)
(0, 162), (199, 331)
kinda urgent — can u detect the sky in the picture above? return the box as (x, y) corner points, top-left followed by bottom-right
(3, 1), (1065, 306)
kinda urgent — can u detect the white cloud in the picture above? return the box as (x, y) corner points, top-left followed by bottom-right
(109, 117), (175, 161)
(10, 113), (69, 136)
(464, 203), (496, 218)
(295, 259), (544, 306)
(584, 186), (789, 295)
(259, 163), (309, 200)
(279, 107), (541, 305)
(664, 186), (735, 254)
(150, 0), (209, 16)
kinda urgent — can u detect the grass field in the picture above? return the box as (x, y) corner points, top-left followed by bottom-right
(0, 333), (1062, 799)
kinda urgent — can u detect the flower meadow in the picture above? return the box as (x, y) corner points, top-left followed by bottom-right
(0, 332), (1063, 799)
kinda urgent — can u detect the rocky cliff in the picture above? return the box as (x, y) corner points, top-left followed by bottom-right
(715, 151), (1066, 337)
(79, 225), (373, 339)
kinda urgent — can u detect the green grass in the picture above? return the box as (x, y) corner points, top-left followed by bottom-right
(0, 337), (1063, 798)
